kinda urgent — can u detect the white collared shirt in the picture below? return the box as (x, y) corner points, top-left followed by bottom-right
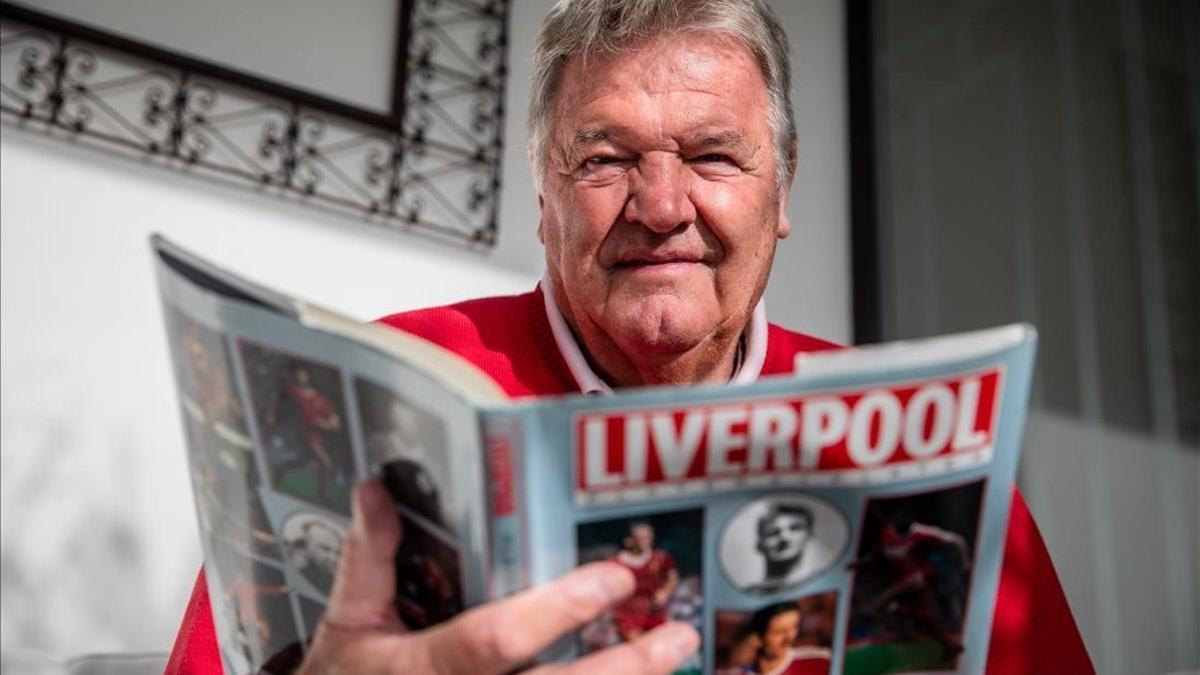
(541, 279), (768, 394)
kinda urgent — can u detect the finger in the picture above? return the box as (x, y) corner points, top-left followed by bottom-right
(323, 480), (403, 629)
(525, 622), (700, 675)
(419, 561), (634, 674)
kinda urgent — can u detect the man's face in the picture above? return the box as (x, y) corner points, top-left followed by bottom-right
(631, 524), (655, 553)
(757, 512), (811, 564)
(539, 32), (790, 365)
(761, 609), (800, 658)
(306, 524), (342, 571)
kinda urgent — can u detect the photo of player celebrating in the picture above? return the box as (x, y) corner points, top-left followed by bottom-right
(209, 549), (300, 671)
(844, 481), (984, 674)
(576, 509), (704, 675)
(239, 342), (356, 516)
(392, 511), (463, 630)
(714, 592), (836, 675)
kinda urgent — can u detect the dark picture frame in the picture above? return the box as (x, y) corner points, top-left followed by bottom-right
(0, 0), (509, 247)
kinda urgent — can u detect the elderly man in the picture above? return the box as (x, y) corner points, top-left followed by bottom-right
(166, 1), (1093, 673)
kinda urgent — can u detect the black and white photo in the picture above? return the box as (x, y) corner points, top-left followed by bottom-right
(720, 494), (848, 595)
(281, 510), (346, 596)
(355, 377), (451, 529)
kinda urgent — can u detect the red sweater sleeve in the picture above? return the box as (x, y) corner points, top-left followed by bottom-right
(986, 489), (1095, 674)
(165, 568), (223, 675)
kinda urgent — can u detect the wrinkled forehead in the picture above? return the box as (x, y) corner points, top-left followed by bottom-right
(549, 32), (771, 145)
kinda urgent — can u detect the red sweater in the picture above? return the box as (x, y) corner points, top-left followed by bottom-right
(166, 288), (1093, 674)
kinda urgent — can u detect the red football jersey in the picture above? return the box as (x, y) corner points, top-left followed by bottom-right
(612, 548), (676, 633)
(283, 383), (336, 429)
(165, 288), (1094, 674)
(756, 647), (832, 675)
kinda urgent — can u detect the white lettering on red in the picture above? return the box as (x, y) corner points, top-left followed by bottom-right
(847, 391), (902, 466)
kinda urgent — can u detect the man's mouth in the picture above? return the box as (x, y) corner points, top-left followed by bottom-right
(612, 253), (707, 270)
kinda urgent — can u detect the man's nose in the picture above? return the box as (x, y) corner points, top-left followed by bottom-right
(624, 154), (696, 233)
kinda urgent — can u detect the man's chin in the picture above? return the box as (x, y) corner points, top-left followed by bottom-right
(607, 301), (711, 355)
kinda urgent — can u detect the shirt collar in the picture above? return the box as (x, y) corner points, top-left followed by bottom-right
(541, 278), (768, 395)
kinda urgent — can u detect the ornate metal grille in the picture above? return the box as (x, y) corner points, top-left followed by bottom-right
(0, 1), (508, 248)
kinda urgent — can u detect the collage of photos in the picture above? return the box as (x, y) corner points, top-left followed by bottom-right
(164, 310), (307, 671)
(355, 376), (466, 631)
(164, 305), (998, 674)
(577, 509), (705, 675)
(843, 481), (984, 675)
(713, 591), (837, 675)
(239, 341), (357, 517)
(166, 307), (474, 672)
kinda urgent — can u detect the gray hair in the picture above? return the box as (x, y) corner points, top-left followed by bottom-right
(527, 0), (796, 191)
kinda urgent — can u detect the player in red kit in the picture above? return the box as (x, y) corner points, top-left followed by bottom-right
(746, 603), (830, 675)
(855, 512), (971, 660)
(611, 522), (679, 641)
(268, 364), (340, 500)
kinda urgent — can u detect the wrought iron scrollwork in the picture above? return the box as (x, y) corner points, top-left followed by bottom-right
(0, 1), (509, 248)
(143, 76), (216, 162)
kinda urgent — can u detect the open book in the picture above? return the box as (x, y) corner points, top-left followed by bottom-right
(153, 235), (1036, 675)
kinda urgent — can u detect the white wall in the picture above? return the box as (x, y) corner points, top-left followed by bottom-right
(0, 0), (849, 657)
(0, 132), (538, 655)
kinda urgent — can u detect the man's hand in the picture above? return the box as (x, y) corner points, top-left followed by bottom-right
(297, 481), (701, 675)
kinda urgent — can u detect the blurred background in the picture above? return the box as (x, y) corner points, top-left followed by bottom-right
(0, 1), (1195, 674)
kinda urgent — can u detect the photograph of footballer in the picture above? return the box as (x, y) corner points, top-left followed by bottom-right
(355, 377), (452, 529)
(719, 494), (848, 595)
(281, 510), (346, 597)
(209, 548), (300, 671)
(166, 307), (248, 438)
(576, 509), (705, 675)
(392, 510), (464, 630)
(239, 342), (356, 516)
(190, 452), (282, 563)
(713, 591), (837, 675)
(167, 313), (283, 565)
(844, 481), (984, 675)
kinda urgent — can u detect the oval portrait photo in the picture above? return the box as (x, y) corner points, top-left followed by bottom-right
(281, 510), (347, 596)
(719, 494), (849, 596)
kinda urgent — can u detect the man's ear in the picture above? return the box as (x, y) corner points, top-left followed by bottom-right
(537, 194), (545, 244)
(776, 142), (798, 239)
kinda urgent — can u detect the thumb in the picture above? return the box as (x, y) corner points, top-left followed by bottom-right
(323, 479), (404, 629)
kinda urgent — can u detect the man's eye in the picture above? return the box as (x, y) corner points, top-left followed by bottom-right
(693, 153), (733, 164)
(584, 156), (624, 169)
(578, 156), (629, 179)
